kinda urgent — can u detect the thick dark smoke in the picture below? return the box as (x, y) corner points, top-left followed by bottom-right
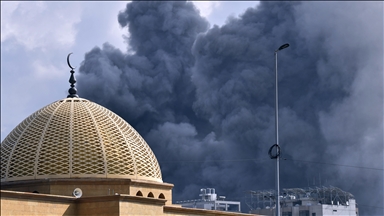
(77, 1), (383, 215)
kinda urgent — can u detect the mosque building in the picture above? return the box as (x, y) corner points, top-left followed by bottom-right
(0, 56), (257, 216)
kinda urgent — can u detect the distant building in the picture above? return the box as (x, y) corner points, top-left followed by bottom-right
(177, 188), (241, 212)
(247, 186), (358, 216)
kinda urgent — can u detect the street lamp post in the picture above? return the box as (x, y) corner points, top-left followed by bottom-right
(274, 43), (289, 216)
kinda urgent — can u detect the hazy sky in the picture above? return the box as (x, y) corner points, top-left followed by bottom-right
(1, 1), (383, 215)
(1, 1), (259, 140)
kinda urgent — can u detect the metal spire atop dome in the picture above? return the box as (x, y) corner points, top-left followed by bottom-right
(67, 53), (79, 98)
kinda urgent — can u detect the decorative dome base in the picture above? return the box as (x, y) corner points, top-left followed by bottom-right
(1, 178), (173, 203)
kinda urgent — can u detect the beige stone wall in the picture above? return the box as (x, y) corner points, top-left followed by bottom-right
(77, 199), (119, 216)
(0, 197), (256, 216)
(120, 200), (164, 215)
(1, 197), (75, 216)
(130, 185), (171, 203)
(1, 178), (175, 202)
(1, 181), (50, 194)
(51, 183), (130, 197)
(1, 189), (257, 216)
(129, 180), (173, 205)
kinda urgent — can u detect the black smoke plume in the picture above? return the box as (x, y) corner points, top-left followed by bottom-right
(77, 1), (383, 214)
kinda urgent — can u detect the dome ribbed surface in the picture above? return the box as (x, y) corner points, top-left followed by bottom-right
(1, 98), (162, 183)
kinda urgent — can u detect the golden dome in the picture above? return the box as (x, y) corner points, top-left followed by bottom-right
(1, 98), (162, 183)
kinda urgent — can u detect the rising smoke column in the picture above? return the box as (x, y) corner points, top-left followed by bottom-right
(190, 1), (383, 214)
(78, 1), (209, 132)
(77, 1), (383, 214)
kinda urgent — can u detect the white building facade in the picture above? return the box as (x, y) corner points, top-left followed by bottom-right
(177, 188), (241, 212)
(248, 186), (358, 216)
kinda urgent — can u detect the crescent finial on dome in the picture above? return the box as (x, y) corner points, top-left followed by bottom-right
(67, 53), (79, 98)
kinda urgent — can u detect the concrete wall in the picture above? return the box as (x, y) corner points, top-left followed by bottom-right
(252, 202), (358, 216)
(1, 190), (257, 216)
(1, 193), (75, 216)
(50, 182), (131, 197)
(1, 178), (173, 201)
(309, 204), (322, 216)
(77, 198), (120, 216)
(322, 203), (357, 216)
(120, 200), (164, 215)
(129, 180), (173, 205)
(1, 181), (51, 194)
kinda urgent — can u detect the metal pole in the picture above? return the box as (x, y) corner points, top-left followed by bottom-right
(273, 43), (289, 216)
(275, 50), (280, 216)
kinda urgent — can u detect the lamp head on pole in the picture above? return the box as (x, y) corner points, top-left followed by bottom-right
(276, 43), (290, 52)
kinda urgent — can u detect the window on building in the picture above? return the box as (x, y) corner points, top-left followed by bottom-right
(136, 191), (143, 196)
(283, 212), (292, 216)
(299, 210), (310, 216)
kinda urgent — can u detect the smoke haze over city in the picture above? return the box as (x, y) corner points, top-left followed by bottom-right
(5, 1), (379, 214)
